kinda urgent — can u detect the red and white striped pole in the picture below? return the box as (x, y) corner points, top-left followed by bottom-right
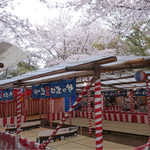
(16, 88), (21, 148)
(49, 98), (53, 129)
(23, 89), (27, 122)
(131, 96), (134, 113)
(129, 92), (134, 112)
(48, 100), (50, 128)
(94, 78), (103, 150)
(87, 78), (92, 135)
(43, 80), (93, 148)
(5, 100), (8, 117)
(39, 98), (42, 119)
(146, 79), (150, 146)
(69, 97), (72, 126)
(44, 99), (47, 121)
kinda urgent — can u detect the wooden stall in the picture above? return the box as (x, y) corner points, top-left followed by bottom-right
(0, 55), (150, 149)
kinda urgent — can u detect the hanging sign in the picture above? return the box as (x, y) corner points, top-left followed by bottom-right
(40, 83), (51, 98)
(133, 89), (150, 96)
(0, 90), (3, 100)
(104, 91), (116, 97)
(118, 90), (127, 97)
(0, 89), (13, 100)
(104, 90), (127, 97)
(32, 84), (41, 99)
(32, 78), (76, 98)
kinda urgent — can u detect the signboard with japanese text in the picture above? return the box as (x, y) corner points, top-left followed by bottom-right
(0, 91), (3, 100)
(32, 78), (76, 99)
(104, 90), (127, 97)
(133, 89), (150, 96)
(104, 91), (116, 97)
(32, 84), (42, 99)
(0, 89), (13, 100)
(117, 90), (127, 97)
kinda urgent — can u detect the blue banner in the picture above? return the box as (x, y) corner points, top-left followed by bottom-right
(0, 89), (13, 100)
(133, 89), (150, 96)
(104, 90), (127, 97)
(104, 91), (116, 97)
(40, 83), (51, 98)
(65, 96), (77, 112)
(32, 84), (41, 99)
(32, 78), (76, 98)
(0, 91), (2, 100)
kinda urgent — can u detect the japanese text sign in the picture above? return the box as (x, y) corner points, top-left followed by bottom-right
(0, 89), (13, 100)
(133, 89), (150, 96)
(32, 78), (76, 98)
(104, 90), (127, 97)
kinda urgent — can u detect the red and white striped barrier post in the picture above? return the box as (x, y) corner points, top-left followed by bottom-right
(16, 88), (21, 149)
(94, 78), (103, 150)
(48, 100), (50, 128)
(43, 80), (93, 148)
(49, 98), (53, 129)
(5, 100), (8, 117)
(87, 78), (92, 135)
(69, 97), (72, 126)
(23, 89), (27, 122)
(44, 99), (47, 121)
(129, 92), (132, 112)
(129, 92), (134, 112)
(39, 98), (42, 119)
(146, 79), (150, 146)
(131, 96), (135, 113)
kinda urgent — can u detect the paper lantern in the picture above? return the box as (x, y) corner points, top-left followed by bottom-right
(135, 71), (147, 82)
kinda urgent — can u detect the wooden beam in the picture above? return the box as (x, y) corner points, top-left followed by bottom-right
(21, 70), (94, 86)
(76, 82), (120, 90)
(65, 56), (117, 71)
(101, 60), (150, 72)
(105, 81), (137, 86)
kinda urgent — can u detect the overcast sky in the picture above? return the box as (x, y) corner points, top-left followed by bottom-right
(6, 0), (77, 25)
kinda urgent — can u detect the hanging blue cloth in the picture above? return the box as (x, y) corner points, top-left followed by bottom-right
(65, 96), (77, 112)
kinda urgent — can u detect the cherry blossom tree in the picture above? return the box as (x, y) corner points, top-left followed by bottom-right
(31, 10), (117, 66)
(65, 0), (150, 36)
(39, 0), (150, 59)
(2, 0), (149, 70)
